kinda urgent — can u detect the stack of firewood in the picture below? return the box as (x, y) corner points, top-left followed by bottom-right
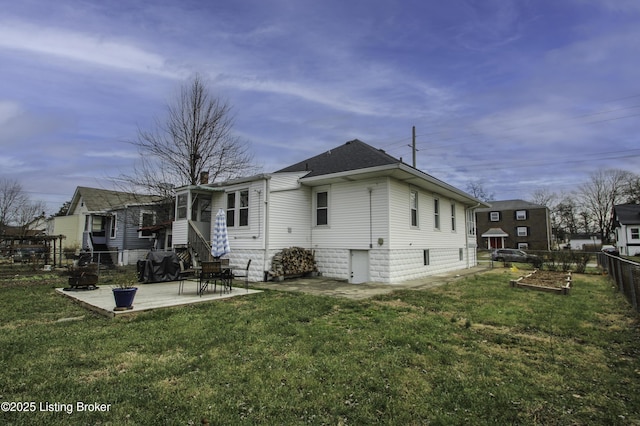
(270, 247), (317, 278)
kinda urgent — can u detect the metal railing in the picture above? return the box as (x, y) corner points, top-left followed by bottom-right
(598, 252), (640, 312)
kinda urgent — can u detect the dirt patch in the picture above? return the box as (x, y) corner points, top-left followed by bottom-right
(511, 270), (571, 294)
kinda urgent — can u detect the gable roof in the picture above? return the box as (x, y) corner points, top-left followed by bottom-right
(477, 199), (546, 212)
(273, 139), (489, 207)
(614, 203), (640, 225)
(68, 187), (163, 214)
(275, 139), (400, 177)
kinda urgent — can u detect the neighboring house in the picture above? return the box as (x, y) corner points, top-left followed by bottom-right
(51, 187), (170, 265)
(172, 139), (489, 284)
(567, 233), (602, 251)
(476, 200), (551, 251)
(613, 203), (640, 256)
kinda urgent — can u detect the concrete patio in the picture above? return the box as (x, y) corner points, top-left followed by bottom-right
(55, 265), (491, 318)
(55, 279), (262, 318)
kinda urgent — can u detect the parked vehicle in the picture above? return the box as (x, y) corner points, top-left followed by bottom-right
(601, 245), (620, 256)
(491, 249), (542, 267)
(12, 247), (45, 262)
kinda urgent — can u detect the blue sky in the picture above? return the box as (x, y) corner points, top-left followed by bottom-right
(1, 0), (639, 213)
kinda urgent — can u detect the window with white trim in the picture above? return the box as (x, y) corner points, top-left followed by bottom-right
(434, 198), (440, 229)
(631, 228), (639, 240)
(517, 226), (528, 237)
(139, 211), (156, 238)
(316, 191), (328, 226)
(410, 190), (418, 227)
(177, 194), (188, 219)
(227, 189), (249, 227)
(516, 210), (527, 220)
(490, 211), (500, 221)
(451, 202), (456, 231)
(110, 214), (117, 239)
(467, 209), (476, 236)
(239, 190), (249, 226)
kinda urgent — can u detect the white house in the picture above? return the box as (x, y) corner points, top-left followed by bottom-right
(171, 140), (489, 284)
(613, 203), (640, 256)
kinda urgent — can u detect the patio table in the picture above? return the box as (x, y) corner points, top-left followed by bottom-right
(198, 260), (233, 296)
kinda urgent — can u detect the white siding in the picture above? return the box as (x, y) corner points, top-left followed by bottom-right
(172, 220), (189, 246)
(267, 186), (312, 249)
(210, 179), (266, 251)
(387, 179), (467, 250)
(310, 178), (389, 250)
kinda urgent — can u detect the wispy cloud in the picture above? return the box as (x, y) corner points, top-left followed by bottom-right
(0, 20), (182, 78)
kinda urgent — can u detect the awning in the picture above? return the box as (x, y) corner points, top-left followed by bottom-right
(481, 227), (509, 238)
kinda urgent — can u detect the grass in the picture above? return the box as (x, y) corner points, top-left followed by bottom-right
(1, 266), (639, 425)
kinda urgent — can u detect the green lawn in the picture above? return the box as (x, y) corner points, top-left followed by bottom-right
(1, 266), (639, 425)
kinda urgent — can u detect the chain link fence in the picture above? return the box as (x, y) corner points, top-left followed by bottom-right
(597, 252), (640, 312)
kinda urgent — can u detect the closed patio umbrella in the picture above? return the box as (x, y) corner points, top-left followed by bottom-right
(212, 208), (230, 258)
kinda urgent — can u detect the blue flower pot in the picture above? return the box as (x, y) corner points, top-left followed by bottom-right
(113, 287), (137, 310)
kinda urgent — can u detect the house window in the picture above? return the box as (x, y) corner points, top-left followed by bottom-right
(410, 190), (418, 227)
(516, 210), (527, 220)
(434, 198), (440, 229)
(226, 190), (249, 227)
(239, 190), (249, 227)
(451, 202), (456, 231)
(490, 211), (500, 222)
(91, 216), (106, 237)
(177, 194), (187, 220)
(631, 228), (640, 240)
(139, 211), (156, 238)
(466, 210), (476, 236)
(316, 191), (328, 226)
(517, 226), (528, 237)
(423, 249), (430, 266)
(459, 248), (464, 261)
(226, 192), (235, 227)
(518, 242), (529, 250)
(110, 214), (117, 239)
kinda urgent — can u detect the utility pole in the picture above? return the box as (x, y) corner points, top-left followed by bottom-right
(412, 126), (416, 168)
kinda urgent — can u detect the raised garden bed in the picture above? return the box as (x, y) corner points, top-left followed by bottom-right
(510, 269), (572, 295)
(64, 264), (99, 291)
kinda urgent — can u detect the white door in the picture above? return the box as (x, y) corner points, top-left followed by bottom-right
(350, 250), (369, 284)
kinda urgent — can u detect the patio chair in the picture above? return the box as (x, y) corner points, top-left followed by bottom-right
(234, 259), (251, 292)
(199, 261), (220, 296)
(178, 260), (197, 295)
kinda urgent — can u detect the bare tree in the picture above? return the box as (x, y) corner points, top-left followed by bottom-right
(553, 195), (579, 242)
(15, 200), (47, 233)
(465, 180), (495, 202)
(622, 173), (640, 204)
(122, 74), (256, 195)
(529, 188), (557, 207)
(578, 169), (635, 243)
(0, 178), (28, 234)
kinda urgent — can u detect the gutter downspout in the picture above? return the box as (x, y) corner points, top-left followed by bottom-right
(263, 177), (270, 281)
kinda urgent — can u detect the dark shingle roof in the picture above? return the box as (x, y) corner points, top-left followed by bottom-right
(70, 187), (162, 213)
(476, 199), (546, 212)
(614, 203), (640, 225)
(275, 139), (400, 177)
